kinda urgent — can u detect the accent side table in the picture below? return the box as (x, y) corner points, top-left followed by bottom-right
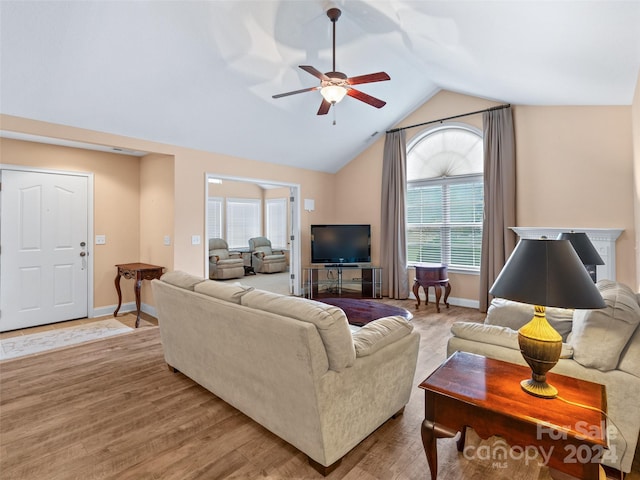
(413, 263), (451, 312)
(419, 351), (607, 480)
(114, 263), (164, 327)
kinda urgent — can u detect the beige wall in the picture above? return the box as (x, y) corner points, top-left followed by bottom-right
(2, 82), (637, 309)
(140, 153), (175, 306)
(335, 90), (637, 302)
(515, 105), (635, 285)
(632, 72), (640, 291)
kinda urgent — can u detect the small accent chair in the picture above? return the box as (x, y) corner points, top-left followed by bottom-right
(248, 237), (287, 274)
(209, 238), (245, 280)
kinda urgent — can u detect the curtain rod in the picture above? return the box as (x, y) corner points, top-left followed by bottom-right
(386, 103), (511, 134)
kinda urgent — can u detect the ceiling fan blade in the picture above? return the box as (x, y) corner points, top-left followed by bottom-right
(347, 88), (386, 108)
(317, 99), (331, 115)
(272, 86), (320, 99)
(299, 65), (330, 81)
(347, 72), (390, 85)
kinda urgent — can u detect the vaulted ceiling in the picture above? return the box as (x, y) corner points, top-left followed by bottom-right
(1, 1), (639, 173)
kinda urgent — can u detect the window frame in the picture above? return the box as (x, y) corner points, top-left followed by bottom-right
(406, 123), (484, 274)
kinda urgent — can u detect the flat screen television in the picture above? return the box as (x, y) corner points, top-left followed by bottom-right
(310, 224), (371, 265)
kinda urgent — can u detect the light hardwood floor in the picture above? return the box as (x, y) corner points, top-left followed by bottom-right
(0, 301), (638, 479)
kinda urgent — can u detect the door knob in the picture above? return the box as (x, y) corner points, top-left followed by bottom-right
(80, 251), (87, 257)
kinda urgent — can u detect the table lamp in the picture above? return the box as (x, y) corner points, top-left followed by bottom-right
(556, 231), (604, 282)
(489, 238), (606, 398)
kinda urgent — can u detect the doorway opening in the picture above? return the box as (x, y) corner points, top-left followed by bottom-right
(204, 173), (301, 296)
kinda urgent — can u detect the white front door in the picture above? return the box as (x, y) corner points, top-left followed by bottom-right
(1, 170), (89, 332)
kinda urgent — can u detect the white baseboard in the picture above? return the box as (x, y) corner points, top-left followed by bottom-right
(409, 293), (479, 310)
(91, 302), (157, 319)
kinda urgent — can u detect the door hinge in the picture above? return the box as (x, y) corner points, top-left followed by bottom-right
(290, 274), (295, 280)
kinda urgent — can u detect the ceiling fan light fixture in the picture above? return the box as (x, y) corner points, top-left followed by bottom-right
(320, 85), (347, 104)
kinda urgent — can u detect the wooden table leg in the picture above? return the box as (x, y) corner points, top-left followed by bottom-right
(421, 419), (438, 480)
(113, 270), (123, 317)
(413, 281), (421, 309)
(456, 425), (467, 452)
(444, 282), (451, 309)
(134, 273), (142, 328)
(434, 284), (442, 313)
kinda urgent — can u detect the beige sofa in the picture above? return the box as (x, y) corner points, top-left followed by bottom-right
(447, 279), (640, 474)
(151, 271), (420, 474)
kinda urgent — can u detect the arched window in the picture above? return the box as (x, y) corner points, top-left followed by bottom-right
(406, 124), (484, 272)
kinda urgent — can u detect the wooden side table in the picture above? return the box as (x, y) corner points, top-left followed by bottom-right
(413, 263), (451, 312)
(114, 263), (164, 327)
(419, 352), (607, 480)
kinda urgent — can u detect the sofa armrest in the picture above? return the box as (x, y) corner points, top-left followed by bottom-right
(352, 316), (413, 357)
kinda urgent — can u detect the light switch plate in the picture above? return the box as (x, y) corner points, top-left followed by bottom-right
(163, 235), (171, 246)
(95, 235), (106, 245)
(191, 235), (201, 245)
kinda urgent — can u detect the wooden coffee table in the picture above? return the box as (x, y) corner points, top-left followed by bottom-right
(419, 352), (607, 480)
(316, 298), (412, 326)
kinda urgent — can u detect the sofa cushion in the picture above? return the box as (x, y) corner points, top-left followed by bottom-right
(352, 316), (413, 357)
(618, 323), (640, 378)
(160, 271), (204, 291)
(240, 289), (355, 372)
(194, 280), (254, 305)
(485, 298), (574, 341)
(569, 280), (640, 371)
(451, 322), (574, 358)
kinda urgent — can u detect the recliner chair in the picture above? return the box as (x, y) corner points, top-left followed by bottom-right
(209, 238), (245, 280)
(248, 237), (287, 274)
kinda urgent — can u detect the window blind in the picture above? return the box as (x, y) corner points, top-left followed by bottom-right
(226, 198), (261, 249)
(265, 198), (287, 249)
(207, 197), (223, 240)
(407, 179), (483, 270)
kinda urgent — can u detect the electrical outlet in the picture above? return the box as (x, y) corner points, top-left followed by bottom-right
(95, 235), (106, 245)
(191, 235), (201, 245)
(163, 235), (171, 246)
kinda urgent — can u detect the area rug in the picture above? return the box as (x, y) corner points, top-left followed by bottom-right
(0, 319), (133, 361)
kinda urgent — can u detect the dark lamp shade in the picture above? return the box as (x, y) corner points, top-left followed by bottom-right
(489, 239), (606, 309)
(556, 232), (604, 265)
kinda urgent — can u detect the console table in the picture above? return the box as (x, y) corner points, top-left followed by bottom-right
(114, 263), (164, 327)
(419, 352), (607, 480)
(413, 263), (451, 312)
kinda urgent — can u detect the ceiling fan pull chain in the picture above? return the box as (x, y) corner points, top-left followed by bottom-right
(333, 106), (337, 126)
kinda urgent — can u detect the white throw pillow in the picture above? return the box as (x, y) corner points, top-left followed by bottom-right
(569, 280), (640, 371)
(485, 298), (574, 341)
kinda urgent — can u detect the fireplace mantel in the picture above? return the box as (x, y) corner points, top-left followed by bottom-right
(510, 227), (623, 281)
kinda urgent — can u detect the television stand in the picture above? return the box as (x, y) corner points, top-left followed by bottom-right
(303, 265), (382, 299)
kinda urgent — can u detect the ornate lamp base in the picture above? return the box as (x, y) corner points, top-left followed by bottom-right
(518, 305), (563, 399)
(520, 378), (558, 399)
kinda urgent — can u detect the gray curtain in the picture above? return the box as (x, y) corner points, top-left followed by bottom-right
(381, 130), (409, 298)
(479, 107), (517, 312)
